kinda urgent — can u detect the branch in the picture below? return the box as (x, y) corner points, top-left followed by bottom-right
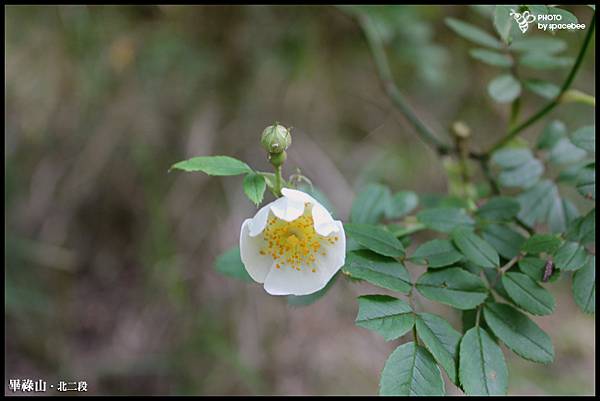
(487, 12), (596, 154)
(358, 15), (453, 156)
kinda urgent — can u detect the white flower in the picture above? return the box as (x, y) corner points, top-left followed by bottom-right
(240, 187), (346, 296)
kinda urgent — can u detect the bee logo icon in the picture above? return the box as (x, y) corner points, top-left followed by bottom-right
(509, 9), (537, 34)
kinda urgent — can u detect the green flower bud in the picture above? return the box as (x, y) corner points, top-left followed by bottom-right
(261, 123), (292, 154)
(268, 150), (287, 167)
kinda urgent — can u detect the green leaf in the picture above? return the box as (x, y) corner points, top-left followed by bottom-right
(459, 327), (508, 395)
(488, 74), (522, 103)
(170, 155), (252, 175)
(566, 209), (595, 245)
(502, 272), (555, 315)
(343, 223), (404, 257)
(537, 120), (567, 150)
(520, 53), (573, 70)
(549, 138), (587, 165)
(497, 158), (543, 188)
(516, 180), (555, 227)
(524, 79), (560, 100)
(287, 273), (338, 306)
(386, 191), (418, 219)
(410, 239), (463, 268)
(483, 302), (555, 363)
(572, 256), (595, 314)
(491, 147), (533, 169)
(379, 342), (445, 396)
(416, 207), (475, 233)
(214, 246), (252, 282)
(416, 267), (488, 310)
(452, 227), (500, 268)
(355, 295), (414, 341)
(481, 224), (526, 260)
(571, 126), (595, 153)
(548, 192), (579, 234)
(510, 36), (567, 54)
(243, 173), (266, 206)
(493, 6), (515, 44)
(476, 197), (520, 221)
(553, 241), (588, 271)
(416, 313), (462, 385)
(469, 48), (513, 67)
(576, 163), (595, 200)
(521, 234), (561, 254)
(343, 250), (411, 294)
(445, 18), (503, 49)
(518, 257), (555, 282)
(351, 183), (390, 224)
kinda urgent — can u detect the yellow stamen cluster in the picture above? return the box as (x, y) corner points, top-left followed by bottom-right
(259, 204), (339, 272)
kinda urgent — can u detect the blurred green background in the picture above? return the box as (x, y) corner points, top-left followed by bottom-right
(5, 5), (595, 395)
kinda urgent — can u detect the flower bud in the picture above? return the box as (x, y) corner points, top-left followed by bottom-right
(261, 123), (292, 154)
(268, 150), (287, 167)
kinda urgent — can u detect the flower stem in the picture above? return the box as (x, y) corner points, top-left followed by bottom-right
(486, 12), (595, 154)
(274, 165), (283, 197)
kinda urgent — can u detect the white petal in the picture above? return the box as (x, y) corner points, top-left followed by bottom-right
(312, 203), (339, 236)
(248, 203), (272, 237)
(262, 221), (346, 296)
(269, 195), (305, 222)
(263, 262), (329, 296)
(240, 219), (272, 283)
(281, 187), (318, 204)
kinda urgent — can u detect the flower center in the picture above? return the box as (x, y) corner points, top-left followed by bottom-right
(259, 205), (339, 272)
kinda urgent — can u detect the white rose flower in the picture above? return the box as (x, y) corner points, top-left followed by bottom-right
(239, 187), (346, 296)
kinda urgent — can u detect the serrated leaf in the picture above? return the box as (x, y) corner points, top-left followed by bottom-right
(497, 158), (543, 188)
(379, 342), (445, 396)
(170, 155), (252, 175)
(502, 272), (555, 315)
(491, 147), (533, 168)
(493, 6), (516, 44)
(351, 183), (390, 224)
(476, 196), (520, 221)
(524, 79), (560, 99)
(416, 313), (462, 385)
(572, 256), (595, 314)
(344, 223), (404, 257)
(576, 163), (595, 200)
(482, 224), (526, 260)
(355, 295), (414, 341)
(571, 126), (595, 153)
(416, 207), (475, 233)
(520, 53), (573, 69)
(553, 241), (588, 271)
(445, 18), (503, 49)
(518, 257), (558, 282)
(386, 191), (418, 219)
(416, 267), (488, 310)
(343, 250), (411, 294)
(521, 234), (561, 254)
(565, 209), (595, 245)
(214, 246), (252, 282)
(469, 48), (513, 67)
(410, 239), (463, 268)
(483, 302), (554, 363)
(488, 74), (522, 103)
(548, 193), (579, 234)
(459, 327), (508, 395)
(549, 138), (587, 165)
(516, 180), (555, 227)
(537, 120), (567, 150)
(510, 36), (567, 54)
(452, 227), (500, 268)
(243, 173), (266, 206)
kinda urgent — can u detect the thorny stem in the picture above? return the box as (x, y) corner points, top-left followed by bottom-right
(487, 12), (596, 154)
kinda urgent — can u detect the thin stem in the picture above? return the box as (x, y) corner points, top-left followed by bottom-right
(487, 12), (595, 154)
(274, 165), (283, 197)
(358, 15), (452, 156)
(475, 306), (482, 327)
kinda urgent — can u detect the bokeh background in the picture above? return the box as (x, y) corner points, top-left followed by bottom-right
(5, 5), (595, 395)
